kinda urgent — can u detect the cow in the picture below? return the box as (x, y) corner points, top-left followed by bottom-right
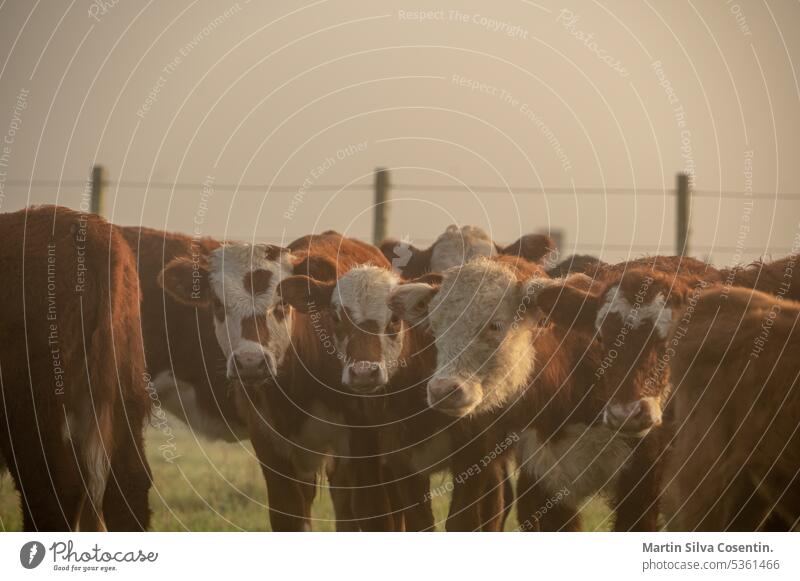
(0, 205), (151, 531)
(387, 255), (622, 530)
(661, 287), (800, 531)
(120, 226), (246, 442)
(159, 231), (393, 531)
(388, 255), (725, 530)
(278, 262), (513, 531)
(718, 253), (800, 301)
(380, 224), (557, 278)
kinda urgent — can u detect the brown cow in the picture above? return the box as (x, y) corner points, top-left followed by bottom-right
(279, 263), (513, 531)
(718, 253), (800, 301)
(388, 255), (622, 531)
(662, 287), (800, 531)
(160, 231), (392, 531)
(0, 206), (151, 531)
(380, 224), (557, 278)
(120, 226), (246, 442)
(389, 255), (724, 531)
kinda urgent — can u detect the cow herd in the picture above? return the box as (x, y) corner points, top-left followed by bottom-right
(0, 205), (798, 532)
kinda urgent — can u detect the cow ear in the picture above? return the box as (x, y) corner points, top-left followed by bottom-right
(380, 238), (423, 274)
(294, 255), (338, 282)
(535, 282), (602, 330)
(159, 258), (211, 307)
(499, 234), (557, 265)
(278, 275), (335, 313)
(388, 281), (439, 325)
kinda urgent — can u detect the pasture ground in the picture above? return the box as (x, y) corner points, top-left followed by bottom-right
(0, 420), (612, 531)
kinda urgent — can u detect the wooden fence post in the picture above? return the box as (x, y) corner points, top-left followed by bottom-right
(676, 172), (690, 256)
(91, 165), (105, 217)
(373, 168), (390, 244)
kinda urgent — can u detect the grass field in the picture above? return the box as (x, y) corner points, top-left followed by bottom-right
(1, 420), (612, 531)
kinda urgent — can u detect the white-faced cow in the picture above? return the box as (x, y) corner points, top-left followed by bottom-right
(380, 224), (557, 278)
(279, 262), (514, 530)
(120, 226), (246, 442)
(160, 232), (393, 531)
(389, 255), (725, 531)
(661, 287), (800, 531)
(0, 206), (151, 531)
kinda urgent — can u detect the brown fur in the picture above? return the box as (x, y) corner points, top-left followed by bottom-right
(663, 288), (800, 530)
(0, 206), (151, 531)
(718, 254), (800, 301)
(121, 226), (245, 441)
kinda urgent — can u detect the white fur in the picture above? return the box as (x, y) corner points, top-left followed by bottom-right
(430, 225), (496, 272)
(207, 243), (295, 374)
(518, 424), (633, 508)
(332, 266), (405, 380)
(426, 258), (536, 416)
(596, 287), (672, 338)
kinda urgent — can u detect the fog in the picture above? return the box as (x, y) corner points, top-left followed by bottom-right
(1, 0), (798, 264)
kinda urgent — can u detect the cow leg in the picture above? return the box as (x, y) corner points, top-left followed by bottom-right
(478, 459), (508, 531)
(327, 460), (358, 531)
(5, 433), (85, 531)
(385, 466), (433, 531)
(446, 454), (485, 532)
(516, 470), (581, 531)
(102, 426), (152, 531)
(613, 431), (665, 532)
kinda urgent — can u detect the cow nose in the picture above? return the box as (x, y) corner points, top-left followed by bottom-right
(427, 377), (475, 416)
(604, 397), (662, 434)
(230, 351), (272, 383)
(347, 361), (386, 390)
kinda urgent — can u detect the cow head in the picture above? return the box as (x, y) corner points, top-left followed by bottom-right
(279, 265), (414, 393)
(536, 268), (701, 436)
(388, 258), (549, 417)
(159, 243), (330, 386)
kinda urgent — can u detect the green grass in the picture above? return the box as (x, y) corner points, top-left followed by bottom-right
(1, 420), (612, 531)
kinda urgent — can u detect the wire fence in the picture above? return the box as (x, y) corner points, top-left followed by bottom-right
(6, 178), (800, 200)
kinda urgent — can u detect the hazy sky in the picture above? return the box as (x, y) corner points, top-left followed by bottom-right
(1, 0), (798, 264)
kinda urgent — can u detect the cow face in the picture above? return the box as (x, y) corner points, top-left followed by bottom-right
(160, 243), (295, 385)
(389, 259), (545, 417)
(279, 265), (406, 393)
(536, 269), (695, 436)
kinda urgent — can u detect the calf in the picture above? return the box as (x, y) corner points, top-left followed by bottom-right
(388, 255), (619, 531)
(279, 263), (513, 531)
(0, 206), (151, 531)
(380, 224), (557, 278)
(160, 231), (391, 530)
(662, 287), (800, 530)
(390, 255), (720, 530)
(121, 226), (246, 442)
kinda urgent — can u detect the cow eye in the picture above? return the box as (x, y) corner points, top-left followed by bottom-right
(273, 302), (288, 321)
(489, 320), (504, 332)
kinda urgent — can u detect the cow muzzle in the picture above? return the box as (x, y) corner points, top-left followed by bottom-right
(603, 397), (663, 435)
(427, 377), (481, 417)
(228, 349), (276, 385)
(344, 360), (388, 392)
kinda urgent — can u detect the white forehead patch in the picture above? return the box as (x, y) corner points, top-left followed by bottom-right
(332, 265), (399, 325)
(208, 243), (294, 318)
(429, 258), (519, 329)
(429, 224), (496, 272)
(596, 286), (672, 338)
